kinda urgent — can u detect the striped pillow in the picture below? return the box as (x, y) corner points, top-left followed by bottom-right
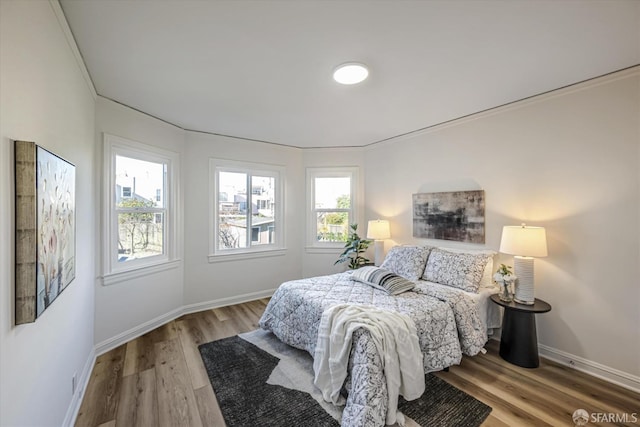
(350, 266), (416, 295)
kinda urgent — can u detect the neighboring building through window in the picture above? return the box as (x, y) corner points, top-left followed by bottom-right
(307, 167), (358, 248)
(103, 134), (179, 283)
(210, 158), (284, 260)
(114, 155), (166, 263)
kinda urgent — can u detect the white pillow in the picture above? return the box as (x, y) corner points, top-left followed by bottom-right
(480, 257), (495, 288)
(380, 245), (433, 281)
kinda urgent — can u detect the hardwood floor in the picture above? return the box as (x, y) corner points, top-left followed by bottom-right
(75, 300), (639, 426)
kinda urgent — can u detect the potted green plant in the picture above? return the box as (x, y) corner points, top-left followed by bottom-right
(335, 224), (372, 269)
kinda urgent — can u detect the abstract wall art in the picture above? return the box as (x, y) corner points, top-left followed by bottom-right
(412, 190), (485, 244)
(15, 141), (75, 324)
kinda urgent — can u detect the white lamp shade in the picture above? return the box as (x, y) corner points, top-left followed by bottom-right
(367, 220), (390, 240)
(499, 225), (548, 257)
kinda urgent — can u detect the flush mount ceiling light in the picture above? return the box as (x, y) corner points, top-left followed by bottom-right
(333, 62), (369, 85)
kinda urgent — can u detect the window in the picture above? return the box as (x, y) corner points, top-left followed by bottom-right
(210, 159), (284, 261)
(103, 134), (180, 284)
(307, 167), (358, 249)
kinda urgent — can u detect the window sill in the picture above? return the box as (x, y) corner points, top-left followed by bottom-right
(102, 259), (181, 286)
(305, 246), (344, 254)
(208, 248), (287, 263)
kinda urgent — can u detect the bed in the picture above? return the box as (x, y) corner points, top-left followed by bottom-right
(259, 246), (500, 426)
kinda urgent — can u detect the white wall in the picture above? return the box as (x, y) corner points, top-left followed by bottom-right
(182, 132), (304, 306)
(94, 97), (185, 346)
(364, 70), (640, 385)
(0, 1), (97, 425)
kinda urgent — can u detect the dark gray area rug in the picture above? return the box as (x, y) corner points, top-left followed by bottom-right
(199, 334), (492, 427)
(199, 335), (338, 427)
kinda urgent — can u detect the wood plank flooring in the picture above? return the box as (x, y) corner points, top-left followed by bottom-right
(75, 299), (640, 426)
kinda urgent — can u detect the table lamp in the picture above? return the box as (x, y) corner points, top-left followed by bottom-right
(367, 220), (390, 266)
(499, 224), (548, 305)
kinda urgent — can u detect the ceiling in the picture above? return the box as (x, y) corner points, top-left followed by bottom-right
(59, 0), (640, 149)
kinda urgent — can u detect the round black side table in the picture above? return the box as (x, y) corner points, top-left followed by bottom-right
(490, 294), (551, 368)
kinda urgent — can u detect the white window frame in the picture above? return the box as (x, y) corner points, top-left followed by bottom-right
(102, 134), (180, 285)
(306, 167), (359, 251)
(209, 158), (285, 262)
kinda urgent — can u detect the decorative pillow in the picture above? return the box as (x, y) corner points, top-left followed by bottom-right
(422, 248), (493, 293)
(380, 246), (433, 281)
(435, 247), (497, 288)
(350, 266), (416, 295)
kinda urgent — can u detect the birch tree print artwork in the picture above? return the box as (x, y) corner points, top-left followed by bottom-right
(36, 146), (75, 317)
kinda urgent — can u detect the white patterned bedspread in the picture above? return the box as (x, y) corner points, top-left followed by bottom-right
(259, 272), (488, 427)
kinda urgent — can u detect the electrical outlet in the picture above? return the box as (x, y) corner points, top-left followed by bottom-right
(72, 373), (77, 395)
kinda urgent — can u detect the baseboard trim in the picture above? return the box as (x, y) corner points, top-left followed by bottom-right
(181, 288), (276, 316)
(62, 347), (96, 427)
(93, 288), (276, 357)
(537, 344), (640, 394)
(489, 336), (640, 393)
(94, 306), (184, 357)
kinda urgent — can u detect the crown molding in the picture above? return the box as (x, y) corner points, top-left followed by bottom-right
(365, 64), (640, 150)
(49, 0), (97, 99)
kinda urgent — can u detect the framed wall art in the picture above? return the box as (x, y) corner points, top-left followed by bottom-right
(412, 190), (485, 244)
(15, 141), (76, 324)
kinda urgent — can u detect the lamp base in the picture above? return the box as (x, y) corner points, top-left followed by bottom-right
(513, 256), (535, 305)
(373, 240), (385, 266)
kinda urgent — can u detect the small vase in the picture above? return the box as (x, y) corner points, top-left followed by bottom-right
(499, 281), (514, 302)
